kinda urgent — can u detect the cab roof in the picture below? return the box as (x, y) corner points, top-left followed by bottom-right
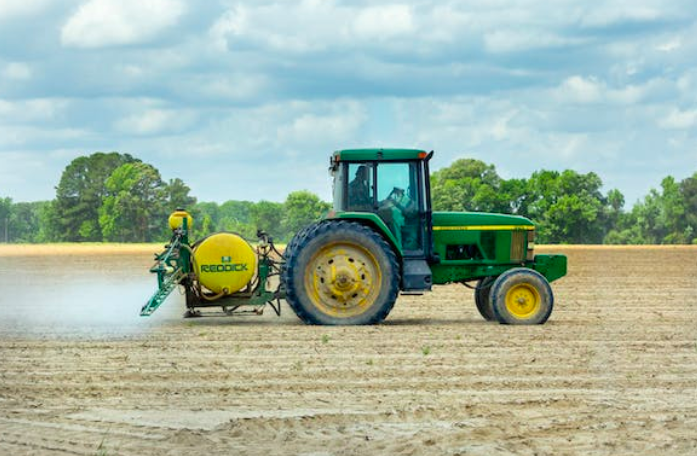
(333, 148), (429, 162)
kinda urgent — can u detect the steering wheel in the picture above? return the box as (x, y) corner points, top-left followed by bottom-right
(382, 187), (408, 210)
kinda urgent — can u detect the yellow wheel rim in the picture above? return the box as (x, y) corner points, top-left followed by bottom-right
(304, 241), (382, 318)
(505, 283), (541, 319)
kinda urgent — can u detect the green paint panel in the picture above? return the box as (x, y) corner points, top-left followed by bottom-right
(532, 254), (567, 283)
(431, 263), (518, 285)
(432, 211), (532, 265)
(432, 211), (534, 227)
(333, 148), (427, 162)
(327, 211), (403, 255)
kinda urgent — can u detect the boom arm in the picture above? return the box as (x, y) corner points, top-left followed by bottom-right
(140, 222), (192, 317)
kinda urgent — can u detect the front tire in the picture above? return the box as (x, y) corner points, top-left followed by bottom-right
(282, 221), (399, 325)
(490, 268), (553, 325)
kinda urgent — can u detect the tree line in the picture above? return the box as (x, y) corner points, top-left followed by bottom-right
(0, 152), (329, 244)
(1, 152), (696, 244)
(430, 159), (697, 244)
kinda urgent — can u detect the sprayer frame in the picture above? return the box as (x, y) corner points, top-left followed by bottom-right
(141, 219), (285, 318)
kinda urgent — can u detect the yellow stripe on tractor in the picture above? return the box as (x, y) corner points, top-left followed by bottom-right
(433, 225), (535, 231)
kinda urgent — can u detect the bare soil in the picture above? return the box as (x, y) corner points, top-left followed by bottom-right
(0, 246), (696, 455)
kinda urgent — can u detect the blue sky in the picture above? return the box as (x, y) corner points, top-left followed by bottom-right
(1, 0), (696, 207)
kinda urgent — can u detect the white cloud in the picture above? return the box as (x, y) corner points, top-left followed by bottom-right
(552, 76), (666, 106)
(277, 101), (367, 147)
(211, 2), (417, 54)
(608, 79), (669, 104)
(489, 110), (519, 141)
(2, 62), (32, 80)
(0, 125), (88, 148)
(351, 5), (415, 41)
(424, 5), (472, 44)
(484, 30), (581, 54)
(210, 1), (345, 54)
(556, 134), (589, 159)
(579, 5), (663, 28)
(209, 6), (246, 51)
(195, 74), (269, 102)
(676, 70), (697, 104)
(120, 64), (145, 78)
(0, 0), (51, 21)
(556, 76), (604, 104)
(0, 98), (68, 122)
(61, 0), (185, 49)
(115, 108), (196, 135)
(656, 38), (682, 52)
(659, 108), (697, 130)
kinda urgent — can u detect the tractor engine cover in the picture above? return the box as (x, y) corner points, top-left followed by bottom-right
(193, 233), (257, 295)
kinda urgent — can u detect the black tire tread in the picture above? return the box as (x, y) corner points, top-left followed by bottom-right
(282, 222), (323, 320)
(474, 276), (496, 321)
(282, 220), (399, 325)
(490, 268), (554, 325)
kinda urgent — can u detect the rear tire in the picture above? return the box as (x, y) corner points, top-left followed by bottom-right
(283, 223), (315, 260)
(490, 268), (553, 325)
(282, 221), (399, 325)
(474, 277), (496, 321)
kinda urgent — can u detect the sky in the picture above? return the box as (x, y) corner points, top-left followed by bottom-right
(1, 0), (696, 207)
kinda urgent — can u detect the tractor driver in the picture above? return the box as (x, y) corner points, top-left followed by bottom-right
(348, 165), (372, 210)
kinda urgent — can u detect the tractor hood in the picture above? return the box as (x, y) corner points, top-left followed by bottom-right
(432, 212), (534, 230)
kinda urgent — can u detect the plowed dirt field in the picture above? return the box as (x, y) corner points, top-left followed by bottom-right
(1, 245), (696, 455)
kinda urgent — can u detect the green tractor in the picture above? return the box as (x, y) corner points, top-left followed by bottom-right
(142, 148), (566, 325)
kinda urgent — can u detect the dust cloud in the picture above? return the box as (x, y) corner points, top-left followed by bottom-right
(0, 249), (180, 337)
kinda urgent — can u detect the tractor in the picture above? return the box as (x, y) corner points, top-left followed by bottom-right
(142, 148), (567, 325)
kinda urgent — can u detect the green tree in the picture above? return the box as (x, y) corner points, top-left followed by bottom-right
(37, 201), (61, 242)
(219, 200), (256, 239)
(602, 188), (645, 244)
(99, 162), (166, 242)
(680, 172), (697, 243)
(657, 176), (687, 243)
(165, 178), (197, 212)
(623, 176), (690, 244)
(604, 189), (625, 230)
(51, 152), (139, 241)
(219, 200), (254, 225)
(250, 201), (284, 241)
(633, 191), (661, 244)
(8, 202), (49, 243)
(526, 170), (607, 244)
(192, 202), (220, 238)
(604, 213), (647, 244)
(500, 178), (531, 215)
(431, 159), (508, 213)
(0, 197), (12, 243)
(282, 190), (331, 237)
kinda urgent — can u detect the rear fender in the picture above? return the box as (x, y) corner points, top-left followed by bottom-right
(325, 212), (403, 257)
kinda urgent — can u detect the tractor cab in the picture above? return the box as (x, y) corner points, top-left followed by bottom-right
(330, 149), (434, 252)
(329, 149), (435, 291)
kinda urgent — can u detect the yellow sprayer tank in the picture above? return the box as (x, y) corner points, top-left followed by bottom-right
(193, 233), (257, 295)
